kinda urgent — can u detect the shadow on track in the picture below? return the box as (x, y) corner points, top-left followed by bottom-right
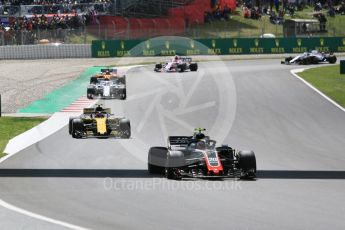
(0, 169), (345, 179)
(0, 169), (156, 178)
(257, 170), (345, 179)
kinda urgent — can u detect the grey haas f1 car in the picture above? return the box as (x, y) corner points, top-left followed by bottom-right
(69, 105), (130, 139)
(148, 128), (256, 180)
(281, 50), (337, 65)
(87, 68), (126, 100)
(154, 55), (198, 72)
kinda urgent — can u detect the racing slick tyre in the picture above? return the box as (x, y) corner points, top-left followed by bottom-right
(120, 119), (131, 138)
(87, 88), (95, 99)
(237, 150), (256, 179)
(120, 89), (126, 100)
(90, 76), (98, 84)
(190, 63), (198, 71)
(154, 64), (162, 72)
(69, 117), (78, 135)
(301, 58), (311, 65)
(119, 76), (126, 85)
(148, 147), (168, 174)
(71, 119), (84, 138)
(165, 151), (184, 180)
(178, 64), (187, 72)
(328, 55), (337, 64)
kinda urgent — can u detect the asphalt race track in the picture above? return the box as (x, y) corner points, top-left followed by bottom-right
(1, 59), (345, 230)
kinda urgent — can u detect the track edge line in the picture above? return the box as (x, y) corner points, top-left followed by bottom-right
(0, 199), (91, 230)
(291, 68), (345, 113)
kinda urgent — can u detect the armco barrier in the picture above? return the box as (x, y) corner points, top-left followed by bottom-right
(0, 44), (91, 59)
(92, 37), (345, 57)
(341, 60), (345, 74)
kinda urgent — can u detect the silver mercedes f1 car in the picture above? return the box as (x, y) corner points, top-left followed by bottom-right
(87, 68), (126, 100)
(281, 50), (337, 65)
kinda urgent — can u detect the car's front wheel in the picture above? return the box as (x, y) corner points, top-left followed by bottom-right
(237, 150), (256, 179)
(72, 119), (84, 138)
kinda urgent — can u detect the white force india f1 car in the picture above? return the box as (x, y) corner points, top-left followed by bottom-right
(148, 128), (257, 180)
(154, 55), (198, 72)
(281, 50), (337, 65)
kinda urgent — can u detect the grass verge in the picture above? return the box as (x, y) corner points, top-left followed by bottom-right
(0, 117), (47, 157)
(298, 65), (345, 108)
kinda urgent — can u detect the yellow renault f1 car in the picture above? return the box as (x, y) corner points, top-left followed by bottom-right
(68, 105), (130, 139)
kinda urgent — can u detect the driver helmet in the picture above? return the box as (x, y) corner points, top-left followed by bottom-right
(174, 55), (180, 61)
(195, 132), (205, 140)
(95, 105), (103, 112)
(196, 140), (206, 150)
(95, 112), (104, 118)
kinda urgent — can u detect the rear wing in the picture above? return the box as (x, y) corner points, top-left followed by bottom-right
(168, 136), (192, 148)
(83, 108), (111, 114)
(181, 57), (192, 63)
(101, 68), (117, 74)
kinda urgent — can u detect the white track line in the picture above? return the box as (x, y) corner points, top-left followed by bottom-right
(0, 65), (143, 230)
(0, 199), (90, 230)
(291, 68), (345, 113)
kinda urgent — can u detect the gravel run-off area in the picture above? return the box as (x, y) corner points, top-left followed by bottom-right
(0, 54), (314, 113)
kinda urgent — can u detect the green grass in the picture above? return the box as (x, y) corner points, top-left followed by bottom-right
(187, 11), (283, 38)
(78, 6), (345, 42)
(298, 65), (345, 107)
(0, 117), (46, 156)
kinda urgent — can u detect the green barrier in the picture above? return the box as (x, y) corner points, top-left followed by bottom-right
(92, 37), (345, 57)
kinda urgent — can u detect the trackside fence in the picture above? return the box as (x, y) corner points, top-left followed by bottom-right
(91, 37), (345, 57)
(1, 37), (344, 59)
(0, 44), (91, 59)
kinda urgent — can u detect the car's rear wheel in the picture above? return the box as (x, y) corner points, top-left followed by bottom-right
(165, 151), (184, 180)
(328, 55), (337, 64)
(120, 89), (126, 100)
(90, 76), (98, 84)
(148, 147), (168, 174)
(120, 119), (131, 138)
(154, 64), (162, 72)
(87, 88), (95, 99)
(190, 63), (198, 71)
(178, 64), (187, 72)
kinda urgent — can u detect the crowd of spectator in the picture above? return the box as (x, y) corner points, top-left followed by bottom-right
(238, 0), (345, 29)
(239, 0), (299, 23)
(314, 0), (345, 16)
(0, 0), (111, 44)
(0, 0), (111, 16)
(204, 3), (232, 23)
(202, 0), (345, 38)
(0, 0), (111, 5)
(0, 10), (97, 45)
